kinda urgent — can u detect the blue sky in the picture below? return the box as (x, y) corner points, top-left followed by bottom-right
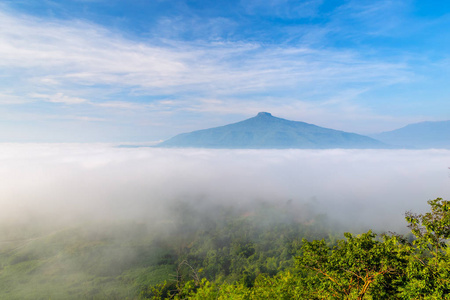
(0, 0), (449, 142)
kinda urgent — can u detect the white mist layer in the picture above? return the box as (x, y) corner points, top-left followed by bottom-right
(0, 144), (449, 232)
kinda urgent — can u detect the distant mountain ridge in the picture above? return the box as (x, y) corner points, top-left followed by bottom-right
(370, 120), (450, 149)
(157, 112), (387, 149)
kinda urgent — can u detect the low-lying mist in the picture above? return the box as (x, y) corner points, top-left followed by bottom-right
(1, 143), (449, 233)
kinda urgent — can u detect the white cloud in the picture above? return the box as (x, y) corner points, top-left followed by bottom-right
(0, 9), (410, 98)
(46, 114), (105, 122)
(0, 3), (439, 140)
(30, 92), (87, 104)
(0, 144), (448, 232)
(0, 93), (31, 105)
(93, 101), (145, 109)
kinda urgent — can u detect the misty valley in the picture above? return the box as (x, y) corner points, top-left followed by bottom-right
(0, 145), (449, 299)
(2, 0), (450, 298)
(0, 200), (334, 299)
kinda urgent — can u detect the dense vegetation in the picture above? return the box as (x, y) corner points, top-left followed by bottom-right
(152, 198), (450, 299)
(1, 198), (449, 299)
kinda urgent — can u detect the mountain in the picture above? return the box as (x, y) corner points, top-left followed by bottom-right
(370, 120), (450, 149)
(157, 112), (387, 149)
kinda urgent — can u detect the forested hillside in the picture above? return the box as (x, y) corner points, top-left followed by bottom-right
(152, 198), (450, 300)
(0, 200), (338, 299)
(1, 198), (449, 299)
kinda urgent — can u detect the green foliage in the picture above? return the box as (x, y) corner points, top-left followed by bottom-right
(298, 231), (411, 299)
(165, 197), (450, 300)
(5, 198), (450, 299)
(406, 198), (450, 255)
(402, 198), (450, 299)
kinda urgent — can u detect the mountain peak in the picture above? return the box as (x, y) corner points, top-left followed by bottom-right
(256, 112), (272, 118)
(158, 113), (387, 149)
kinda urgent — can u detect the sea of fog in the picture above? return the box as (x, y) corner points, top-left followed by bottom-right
(0, 143), (449, 232)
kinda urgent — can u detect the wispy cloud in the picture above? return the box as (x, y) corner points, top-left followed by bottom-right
(0, 9), (410, 98)
(0, 1), (446, 141)
(241, 0), (324, 19)
(0, 93), (31, 105)
(30, 93), (87, 104)
(331, 0), (410, 37)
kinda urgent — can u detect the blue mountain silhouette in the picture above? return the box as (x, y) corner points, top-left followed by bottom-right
(370, 120), (450, 149)
(158, 112), (387, 149)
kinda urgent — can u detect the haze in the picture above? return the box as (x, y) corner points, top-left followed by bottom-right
(1, 144), (449, 233)
(1, 1), (450, 142)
